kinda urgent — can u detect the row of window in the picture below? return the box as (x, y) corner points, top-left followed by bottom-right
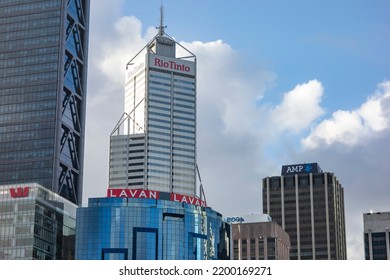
(0, 1), (61, 15)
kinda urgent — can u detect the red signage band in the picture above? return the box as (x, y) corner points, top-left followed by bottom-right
(10, 187), (30, 198)
(107, 189), (160, 200)
(107, 188), (206, 207)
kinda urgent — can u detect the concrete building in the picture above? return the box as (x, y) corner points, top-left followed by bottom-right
(228, 214), (290, 260)
(109, 7), (197, 196)
(0, 0), (90, 206)
(76, 7), (229, 260)
(363, 211), (390, 260)
(0, 183), (77, 260)
(263, 162), (347, 260)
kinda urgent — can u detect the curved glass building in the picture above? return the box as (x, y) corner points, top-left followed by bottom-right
(75, 193), (230, 260)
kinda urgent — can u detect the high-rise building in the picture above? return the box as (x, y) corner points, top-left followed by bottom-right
(363, 211), (390, 260)
(0, 0), (90, 206)
(76, 8), (230, 260)
(227, 214), (290, 260)
(262, 162), (347, 260)
(0, 183), (77, 260)
(109, 14), (197, 196)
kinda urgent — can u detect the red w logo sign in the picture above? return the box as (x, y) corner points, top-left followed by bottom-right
(10, 187), (30, 198)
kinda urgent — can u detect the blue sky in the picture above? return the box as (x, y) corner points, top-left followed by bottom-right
(84, 0), (390, 260)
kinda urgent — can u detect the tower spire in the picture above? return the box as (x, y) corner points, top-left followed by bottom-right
(158, 3), (167, 36)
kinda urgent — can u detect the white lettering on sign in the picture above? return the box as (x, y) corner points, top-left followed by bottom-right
(171, 193), (206, 207)
(106, 189), (206, 207)
(154, 58), (191, 72)
(107, 189), (158, 199)
(286, 165), (304, 173)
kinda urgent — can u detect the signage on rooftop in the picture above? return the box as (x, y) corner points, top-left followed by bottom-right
(149, 54), (195, 75)
(107, 188), (206, 207)
(281, 163), (323, 176)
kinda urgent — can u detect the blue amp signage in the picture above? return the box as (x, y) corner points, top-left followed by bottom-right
(281, 162), (322, 176)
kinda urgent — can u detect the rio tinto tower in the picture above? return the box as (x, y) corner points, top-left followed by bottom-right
(109, 9), (198, 197)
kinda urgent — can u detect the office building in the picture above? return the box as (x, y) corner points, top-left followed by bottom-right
(227, 214), (290, 260)
(0, 0), (90, 206)
(363, 211), (390, 260)
(263, 162), (347, 260)
(76, 8), (229, 260)
(0, 183), (77, 260)
(109, 11), (197, 196)
(76, 190), (230, 260)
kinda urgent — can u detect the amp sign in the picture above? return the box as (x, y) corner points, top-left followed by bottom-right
(281, 162), (322, 176)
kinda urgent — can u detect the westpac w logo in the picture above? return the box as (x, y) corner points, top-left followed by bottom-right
(9, 187), (30, 198)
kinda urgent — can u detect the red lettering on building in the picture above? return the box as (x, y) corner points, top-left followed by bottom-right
(154, 58), (191, 72)
(10, 187), (30, 198)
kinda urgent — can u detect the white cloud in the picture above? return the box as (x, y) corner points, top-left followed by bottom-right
(269, 80), (325, 133)
(84, 7), (390, 260)
(302, 81), (390, 148)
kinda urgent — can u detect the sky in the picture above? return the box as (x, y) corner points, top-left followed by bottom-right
(83, 0), (390, 260)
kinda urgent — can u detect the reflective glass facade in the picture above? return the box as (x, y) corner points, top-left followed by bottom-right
(110, 32), (197, 196)
(75, 197), (230, 260)
(0, 0), (90, 205)
(0, 183), (77, 260)
(263, 167), (347, 260)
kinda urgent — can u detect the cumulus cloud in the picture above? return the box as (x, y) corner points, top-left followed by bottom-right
(84, 6), (389, 260)
(269, 80), (325, 133)
(302, 81), (390, 148)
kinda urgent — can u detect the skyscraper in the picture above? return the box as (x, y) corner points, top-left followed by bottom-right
(363, 211), (390, 260)
(109, 13), (197, 196)
(76, 8), (230, 260)
(0, 0), (90, 205)
(262, 162), (347, 260)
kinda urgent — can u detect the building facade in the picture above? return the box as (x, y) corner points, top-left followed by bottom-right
(109, 20), (197, 196)
(0, 0), (90, 206)
(75, 191), (230, 260)
(363, 211), (390, 260)
(262, 163), (347, 260)
(0, 183), (77, 260)
(75, 9), (231, 260)
(228, 214), (290, 260)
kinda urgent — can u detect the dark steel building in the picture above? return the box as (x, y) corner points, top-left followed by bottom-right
(262, 163), (347, 260)
(0, 0), (90, 206)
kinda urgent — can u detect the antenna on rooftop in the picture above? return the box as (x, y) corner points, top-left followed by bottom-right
(157, 2), (167, 36)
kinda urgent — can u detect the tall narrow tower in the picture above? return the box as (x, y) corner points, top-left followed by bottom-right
(0, 0), (90, 205)
(76, 8), (231, 260)
(109, 7), (197, 196)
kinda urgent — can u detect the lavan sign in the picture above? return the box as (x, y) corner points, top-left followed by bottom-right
(107, 188), (206, 207)
(281, 163), (322, 176)
(148, 54), (195, 75)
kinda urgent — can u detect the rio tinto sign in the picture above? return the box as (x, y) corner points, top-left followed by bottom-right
(148, 54), (195, 75)
(107, 188), (206, 207)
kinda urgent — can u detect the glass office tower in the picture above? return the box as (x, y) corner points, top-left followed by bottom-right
(0, 183), (77, 260)
(0, 0), (90, 205)
(109, 21), (197, 196)
(76, 194), (231, 260)
(263, 163), (347, 260)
